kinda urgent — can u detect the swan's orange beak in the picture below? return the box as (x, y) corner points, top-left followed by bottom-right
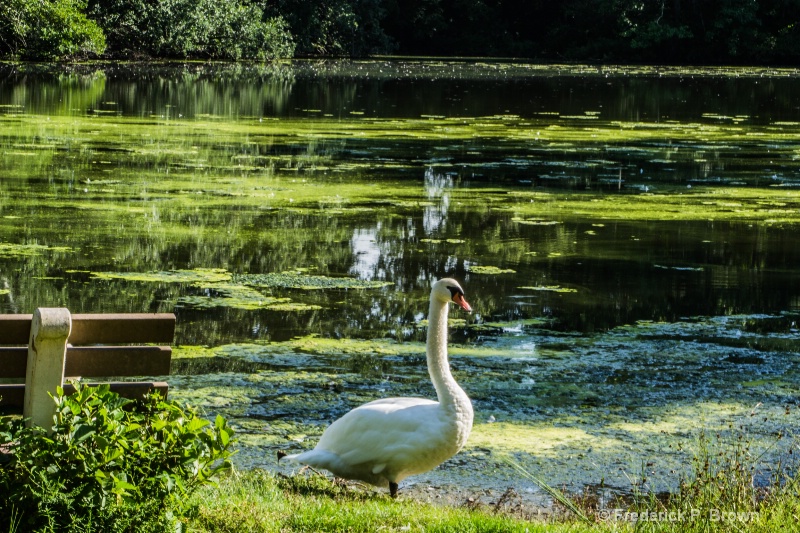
(452, 293), (472, 313)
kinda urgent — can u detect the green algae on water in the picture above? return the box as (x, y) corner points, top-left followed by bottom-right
(238, 272), (393, 290)
(185, 283), (282, 307)
(466, 265), (516, 275)
(420, 238), (467, 244)
(88, 268), (326, 311)
(92, 268), (232, 284)
(0, 242), (74, 257)
(512, 218), (561, 226)
(417, 318), (468, 328)
(506, 188), (800, 224)
(160, 312), (800, 495)
(518, 285), (578, 293)
(177, 294), (304, 311)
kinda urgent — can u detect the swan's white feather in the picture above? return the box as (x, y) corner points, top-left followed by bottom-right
(279, 278), (473, 492)
(284, 397), (461, 486)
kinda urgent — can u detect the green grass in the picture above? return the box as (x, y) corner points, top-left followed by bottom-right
(614, 429), (800, 533)
(183, 427), (800, 533)
(183, 469), (586, 533)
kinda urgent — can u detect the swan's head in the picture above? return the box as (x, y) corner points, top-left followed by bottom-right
(432, 278), (472, 312)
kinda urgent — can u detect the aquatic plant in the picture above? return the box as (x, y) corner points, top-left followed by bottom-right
(238, 272), (392, 290)
(466, 265), (516, 275)
(519, 285), (578, 293)
(0, 242), (73, 257)
(92, 268), (232, 284)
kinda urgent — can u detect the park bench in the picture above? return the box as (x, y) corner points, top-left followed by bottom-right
(0, 308), (175, 429)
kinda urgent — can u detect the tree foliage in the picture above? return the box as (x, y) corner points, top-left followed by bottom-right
(0, 0), (799, 63)
(0, 0), (105, 60)
(87, 0), (295, 60)
(263, 0), (393, 57)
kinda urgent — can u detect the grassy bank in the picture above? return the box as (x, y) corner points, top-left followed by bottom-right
(183, 469), (575, 532)
(184, 446), (800, 533)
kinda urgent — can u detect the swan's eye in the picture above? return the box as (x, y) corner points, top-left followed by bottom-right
(446, 286), (462, 298)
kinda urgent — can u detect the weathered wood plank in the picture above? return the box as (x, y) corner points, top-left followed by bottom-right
(0, 346), (172, 378)
(0, 347), (27, 378)
(1, 311), (174, 415)
(1, 313), (176, 345)
(0, 384), (24, 407)
(0, 315), (32, 344)
(65, 346), (172, 377)
(0, 381), (169, 408)
(70, 314), (176, 344)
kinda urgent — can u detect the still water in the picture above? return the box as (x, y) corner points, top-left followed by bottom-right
(1, 61), (800, 504)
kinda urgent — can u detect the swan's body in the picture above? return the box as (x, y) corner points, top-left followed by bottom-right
(279, 278), (473, 496)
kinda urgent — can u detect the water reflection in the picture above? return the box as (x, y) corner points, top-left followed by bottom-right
(422, 167), (453, 234)
(0, 63), (296, 118)
(349, 227), (381, 280)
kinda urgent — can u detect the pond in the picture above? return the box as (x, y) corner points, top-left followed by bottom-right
(1, 61), (800, 507)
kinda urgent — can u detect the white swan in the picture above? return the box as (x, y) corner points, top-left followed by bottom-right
(279, 278), (474, 497)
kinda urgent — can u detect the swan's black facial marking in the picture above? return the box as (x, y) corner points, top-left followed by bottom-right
(446, 285), (464, 298)
(447, 284), (472, 312)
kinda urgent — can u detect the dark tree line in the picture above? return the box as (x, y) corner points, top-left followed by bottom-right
(382, 0), (800, 64)
(1, 0), (799, 63)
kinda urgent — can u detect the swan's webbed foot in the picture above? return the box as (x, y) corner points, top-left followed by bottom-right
(389, 481), (398, 498)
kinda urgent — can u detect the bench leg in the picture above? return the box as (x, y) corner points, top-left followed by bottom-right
(24, 308), (71, 431)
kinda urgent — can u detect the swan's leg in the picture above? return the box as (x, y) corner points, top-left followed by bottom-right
(389, 481), (398, 498)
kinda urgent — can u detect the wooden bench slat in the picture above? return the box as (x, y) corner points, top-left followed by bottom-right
(70, 314), (176, 344)
(1, 311), (174, 417)
(0, 382), (169, 407)
(66, 346), (172, 377)
(0, 384), (24, 407)
(0, 313), (176, 345)
(0, 347), (27, 378)
(0, 315), (32, 344)
(0, 346), (171, 379)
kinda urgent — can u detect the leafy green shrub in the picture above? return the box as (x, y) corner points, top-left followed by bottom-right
(0, 0), (106, 60)
(266, 0), (393, 57)
(202, 3), (295, 60)
(87, 0), (295, 59)
(0, 383), (234, 533)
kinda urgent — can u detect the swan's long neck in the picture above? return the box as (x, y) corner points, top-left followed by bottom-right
(426, 297), (469, 410)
